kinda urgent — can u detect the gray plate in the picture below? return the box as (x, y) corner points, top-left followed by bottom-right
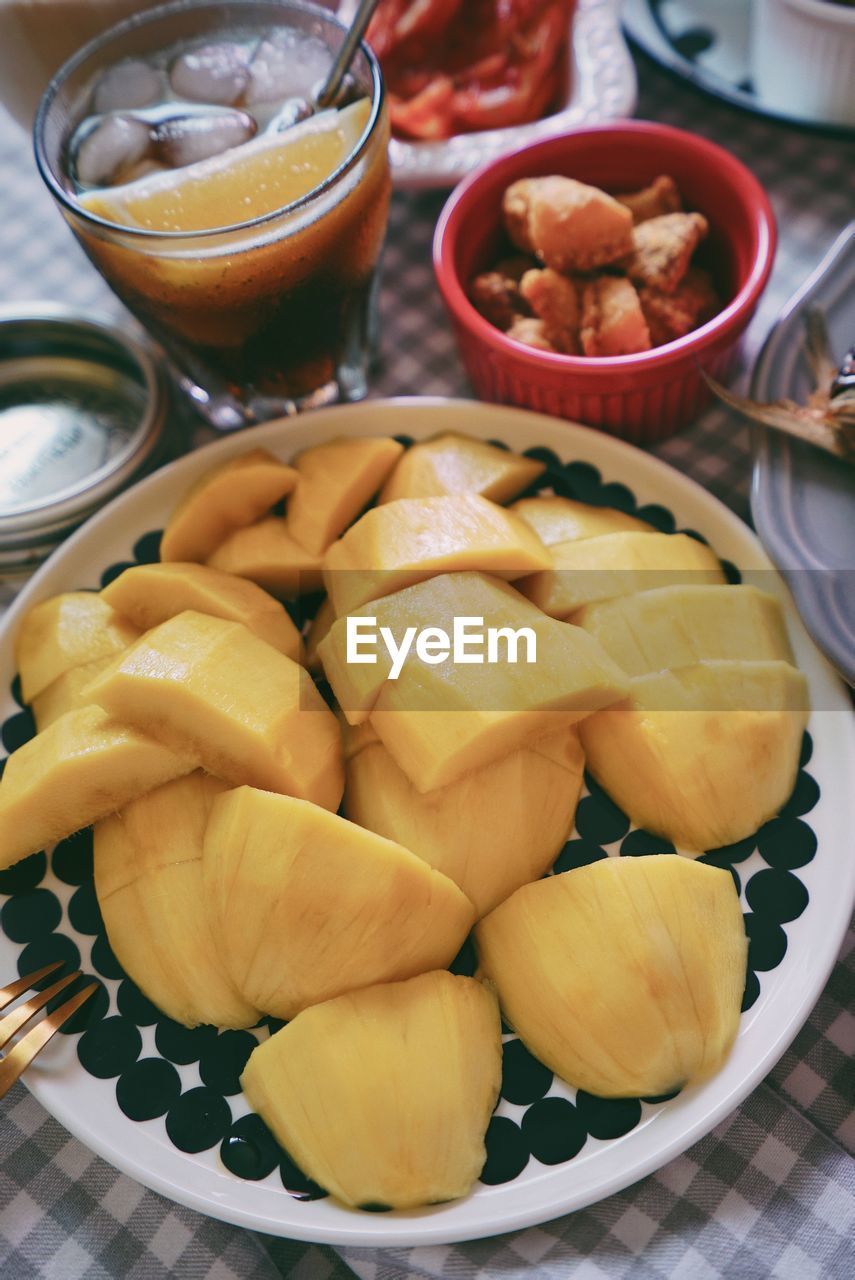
(751, 221), (855, 686)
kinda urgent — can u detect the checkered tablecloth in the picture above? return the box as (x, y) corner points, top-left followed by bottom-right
(1, 44), (853, 1280)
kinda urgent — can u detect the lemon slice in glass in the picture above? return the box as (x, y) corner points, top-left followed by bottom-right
(80, 99), (371, 233)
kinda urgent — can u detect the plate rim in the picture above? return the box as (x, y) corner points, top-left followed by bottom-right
(1, 396), (853, 1247)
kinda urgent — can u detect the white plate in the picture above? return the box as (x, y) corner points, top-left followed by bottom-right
(0, 398), (852, 1248)
(367, 0), (638, 191)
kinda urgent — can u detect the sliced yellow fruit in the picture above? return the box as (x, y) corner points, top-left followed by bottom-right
(160, 448), (298, 564)
(476, 855), (747, 1098)
(203, 787), (475, 1019)
(0, 705), (196, 872)
(31, 654), (116, 731)
(241, 971), (501, 1209)
(345, 728), (584, 917)
(102, 561), (304, 664)
(81, 100), (371, 233)
(323, 493), (551, 617)
(15, 591), (140, 704)
(576, 584), (792, 677)
(84, 610), (343, 811)
(207, 517), (324, 598)
(286, 436), (404, 556)
(519, 531), (725, 617)
(378, 433), (545, 505)
(510, 495), (649, 546)
(579, 659), (809, 850)
(305, 596), (335, 674)
(94, 773), (258, 1029)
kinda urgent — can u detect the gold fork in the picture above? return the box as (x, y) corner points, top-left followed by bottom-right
(0, 963), (98, 1100)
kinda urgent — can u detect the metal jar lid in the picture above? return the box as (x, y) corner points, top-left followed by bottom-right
(0, 302), (169, 579)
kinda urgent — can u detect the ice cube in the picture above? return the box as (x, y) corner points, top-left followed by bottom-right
(170, 42), (250, 105)
(265, 97), (314, 133)
(75, 115), (152, 187)
(152, 110), (257, 168)
(247, 32), (331, 104)
(93, 58), (162, 114)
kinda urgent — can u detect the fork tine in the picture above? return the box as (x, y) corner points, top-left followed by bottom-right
(0, 963), (64, 1011)
(0, 971), (82, 1052)
(0, 982), (99, 1101)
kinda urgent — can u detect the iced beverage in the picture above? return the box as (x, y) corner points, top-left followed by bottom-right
(35, 1), (390, 427)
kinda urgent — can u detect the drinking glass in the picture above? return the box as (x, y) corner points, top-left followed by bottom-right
(35, 0), (390, 429)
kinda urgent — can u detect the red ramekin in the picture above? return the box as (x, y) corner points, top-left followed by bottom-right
(433, 121), (777, 444)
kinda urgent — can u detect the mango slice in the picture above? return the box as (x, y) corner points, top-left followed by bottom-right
(286, 436), (404, 555)
(207, 517), (324, 597)
(323, 493), (551, 616)
(94, 773), (258, 1029)
(579, 659), (809, 850)
(378, 432), (545, 505)
(320, 572), (626, 787)
(160, 447), (298, 563)
(203, 787), (476, 1019)
(305, 596), (335, 674)
(345, 728), (584, 916)
(476, 856), (747, 1098)
(241, 971), (501, 1209)
(102, 561), (304, 663)
(15, 591), (140, 704)
(510, 495), (649, 545)
(0, 705), (196, 871)
(519, 530), (725, 617)
(84, 610), (343, 811)
(576, 584), (793, 677)
(31, 654), (117, 731)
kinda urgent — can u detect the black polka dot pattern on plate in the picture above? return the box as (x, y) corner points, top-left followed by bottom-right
(521, 1098), (586, 1165)
(57, 975), (109, 1035)
(501, 1039), (553, 1106)
(479, 1116), (529, 1185)
(0, 465), (824, 1197)
(166, 1087), (231, 1153)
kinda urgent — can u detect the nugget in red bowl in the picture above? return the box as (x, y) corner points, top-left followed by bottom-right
(433, 122), (776, 443)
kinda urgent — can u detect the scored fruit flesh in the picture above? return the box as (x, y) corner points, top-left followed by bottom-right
(510, 495), (649, 546)
(207, 517), (324, 597)
(15, 591), (140, 704)
(240, 970), (502, 1209)
(476, 855), (748, 1098)
(378, 432), (545, 505)
(286, 435), (404, 555)
(94, 772), (258, 1029)
(203, 787), (476, 1019)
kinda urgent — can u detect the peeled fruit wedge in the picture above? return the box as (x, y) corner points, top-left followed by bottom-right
(101, 561), (304, 663)
(511, 495), (649, 546)
(323, 493), (552, 616)
(320, 572), (626, 788)
(159, 448), (298, 564)
(203, 787), (476, 1019)
(576, 584), (793, 677)
(579, 659), (809, 850)
(94, 773), (258, 1029)
(476, 855), (748, 1098)
(378, 433), (545, 505)
(286, 436), (404, 555)
(31, 654), (116, 731)
(15, 591), (140, 704)
(207, 517), (324, 597)
(519, 531), (725, 617)
(345, 728), (584, 916)
(81, 100), (371, 233)
(241, 971), (502, 1209)
(84, 610), (343, 811)
(0, 706), (196, 871)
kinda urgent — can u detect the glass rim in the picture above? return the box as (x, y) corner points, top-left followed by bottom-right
(33, 0), (385, 242)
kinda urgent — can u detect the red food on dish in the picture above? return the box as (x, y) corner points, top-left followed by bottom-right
(367, 0), (577, 140)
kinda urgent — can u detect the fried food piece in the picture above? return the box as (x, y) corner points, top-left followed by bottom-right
(519, 268), (580, 354)
(639, 267), (720, 346)
(469, 271), (527, 330)
(495, 255), (537, 283)
(507, 317), (557, 352)
(503, 176), (634, 272)
(502, 177), (557, 253)
(580, 277), (652, 357)
(616, 175), (682, 225)
(624, 212), (709, 294)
